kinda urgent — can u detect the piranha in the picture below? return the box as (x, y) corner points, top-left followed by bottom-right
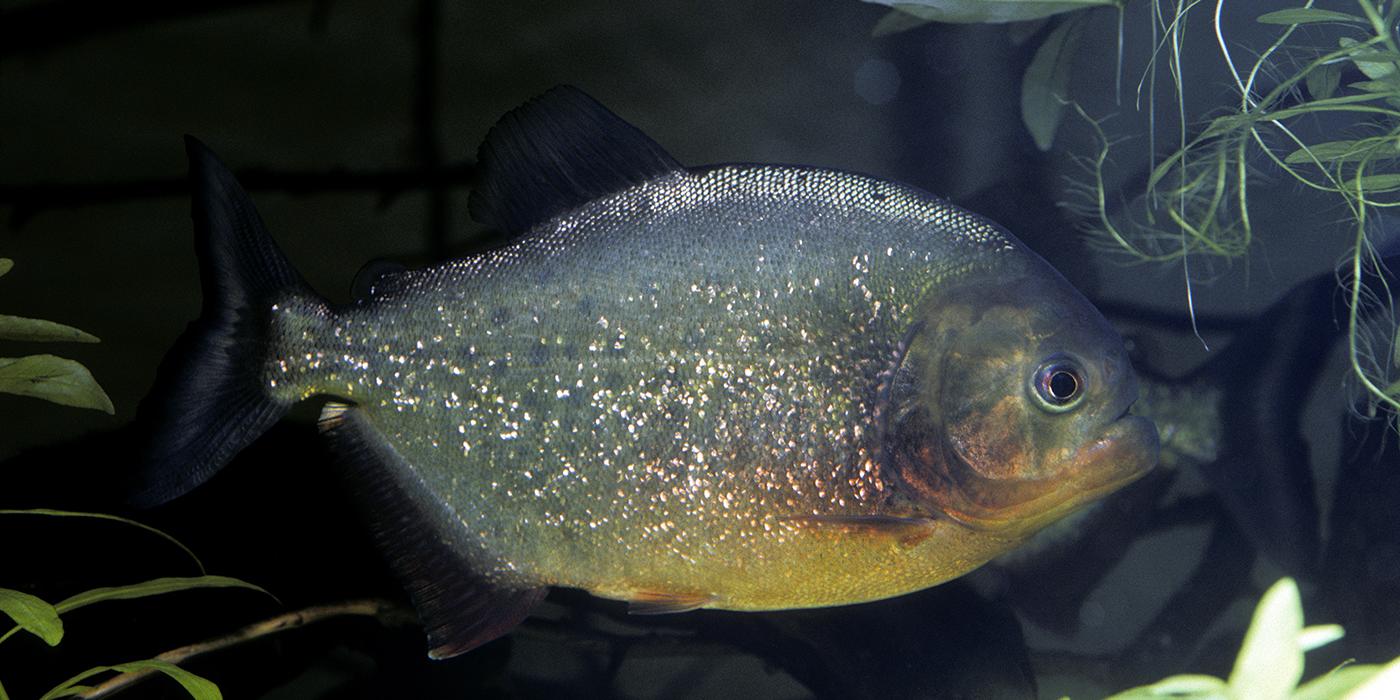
(133, 86), (1159, 658)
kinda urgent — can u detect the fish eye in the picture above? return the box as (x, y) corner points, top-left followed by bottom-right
(1031, 357), (1085, 412)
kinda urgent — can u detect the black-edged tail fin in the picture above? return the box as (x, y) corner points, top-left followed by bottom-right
(319, 403), (546, 658)
(129, 137), (320, 507)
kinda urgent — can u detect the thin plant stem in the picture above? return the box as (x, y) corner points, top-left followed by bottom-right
(75, 599), (416, 699)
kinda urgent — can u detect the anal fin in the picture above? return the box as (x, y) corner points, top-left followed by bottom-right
(627, 589), (716, 615)
(319, 402), (546, 658)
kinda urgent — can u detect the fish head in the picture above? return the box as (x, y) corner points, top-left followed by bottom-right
(890, 262), (1159, 539)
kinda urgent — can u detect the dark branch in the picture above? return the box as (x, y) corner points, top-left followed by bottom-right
(75, 598), (416, 699)
(0, 161), (475, 228)
(0, 0), (293, 57)
(414, 0), (448, 259)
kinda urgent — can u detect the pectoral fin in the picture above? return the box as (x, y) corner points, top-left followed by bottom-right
(781, 514), (938, 547)
(319, 403), (545, 658)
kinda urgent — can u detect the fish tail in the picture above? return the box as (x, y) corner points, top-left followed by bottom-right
(129, 136), (330, 507)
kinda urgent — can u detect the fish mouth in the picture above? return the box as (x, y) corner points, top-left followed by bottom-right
(1025, 412), (1158, 530)
(1074, 413), (1159, 492)
(934, 412), (1159, 536)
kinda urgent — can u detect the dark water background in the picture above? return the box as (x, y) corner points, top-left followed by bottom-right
(2, 1), (1396, 697)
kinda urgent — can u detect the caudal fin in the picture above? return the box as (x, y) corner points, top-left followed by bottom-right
(129, 137), (319, 507)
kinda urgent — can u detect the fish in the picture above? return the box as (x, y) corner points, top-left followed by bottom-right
(131, 86), (1158, 658)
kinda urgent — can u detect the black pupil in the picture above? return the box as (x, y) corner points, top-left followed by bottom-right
(1047, 369), (1079, 401)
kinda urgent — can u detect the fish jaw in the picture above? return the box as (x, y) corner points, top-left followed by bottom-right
(933, 412), (1159, 537)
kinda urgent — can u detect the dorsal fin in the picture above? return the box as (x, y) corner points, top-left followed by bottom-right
(468, 86), (684, 236)
(350, 258), (407, 302)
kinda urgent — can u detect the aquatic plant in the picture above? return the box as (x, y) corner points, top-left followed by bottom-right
(0, 510), (267, 699)
(0, 258), (112, 414)
(1101, 577), (1400, 699)
(1079, 1), (1400, 429)
(867, 1), (1400, 433)
(0, 260), (263, 697)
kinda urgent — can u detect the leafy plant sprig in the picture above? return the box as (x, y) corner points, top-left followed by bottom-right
(0, 259), (113, 414)
(1102, 0), (1400, 424)
(1101, 577), (1400, 699)
(0, 509), (269, 700)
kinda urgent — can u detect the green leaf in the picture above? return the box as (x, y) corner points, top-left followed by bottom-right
(0, 259), (12, 279)
(1227, 577), (1303, 697)
(1306, 63), (1342, 100)
(1383, 377), (1400, 400)
(1283, 139), (1382, 165)
(1297, 623), (1344, 652)
(0, 315), (100, 343)
(1257, 8), (1366, 25)
(1346, 51), (1400, 64)
(1393, 323), (1400, 369)
(1350, 79), (1400, 94)
(2, 576), (269, 651)
(1021, 17), (1083, 150)
(1103, 674), (1227, 699)
(872, 8), (937, 36)
(1346, 656), (1400, 698)
(40, 659), (221, 700)
(865, 0), (1115, 25)
(0, 508), (205, 573)
(0, 354), (114, 413)
(1201, 113), (1252, 139)
(1355, 173), (1400, 192)
(1292, 665), (1382, 700)
(0, 588), (63, 646)
(1341, 38), (1398, 80)
(53, 575), (271, 615)
(118, 661), (221, 700)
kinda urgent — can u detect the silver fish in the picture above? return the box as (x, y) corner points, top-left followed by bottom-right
(133, 87), (1158, 657)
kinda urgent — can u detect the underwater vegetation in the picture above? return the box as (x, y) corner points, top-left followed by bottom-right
(0, 259), (112, 415)
(1103, 578), (1400, 699)
(1, 259), (265, 699)
(0, 515), (263, 700)
(1090, 1), (1400, 433)
(876, 0), (1400, 435)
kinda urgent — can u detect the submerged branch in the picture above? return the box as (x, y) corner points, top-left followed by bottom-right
(0, 161), (476, 228)
(75, 598), (416, 699)
(413, 0), (449, 260)
(0, 0), (290, 58)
